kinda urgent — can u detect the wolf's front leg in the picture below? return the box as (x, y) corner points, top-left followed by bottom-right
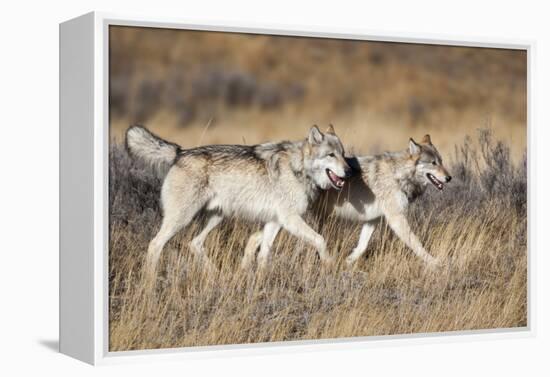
(383, 210), (438, 268)
(346, 220), (379, 265)
(257, 222), (282, 268)
(280, 214), (333, 265)
(241, 230), (263, 269)
(241, 222), (282, 269)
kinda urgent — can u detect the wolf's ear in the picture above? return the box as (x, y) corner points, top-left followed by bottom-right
(409, 138), (421, 155)
(326, 124), (335, 135)
(421, 134), (432, 145)
(308, 125), (324, 145)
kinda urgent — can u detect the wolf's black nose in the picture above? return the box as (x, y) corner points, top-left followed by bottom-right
(445, 176), (452, 182)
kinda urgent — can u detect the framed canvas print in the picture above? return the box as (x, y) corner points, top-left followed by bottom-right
(59, 12), (532, 365)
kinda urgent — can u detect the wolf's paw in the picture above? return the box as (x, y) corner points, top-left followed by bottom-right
(202, 259), (219, 275)
(321, 256), (336, 269)
(425, 257), (443, 270)
(345, 255), (358, 266)
(144, 255), (159, 277)
(257, 255), (271, 270)
(240, 257), (253, 270)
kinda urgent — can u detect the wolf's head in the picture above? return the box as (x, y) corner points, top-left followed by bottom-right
(409, 134), (452, 191)
(305, 125), (352, 191)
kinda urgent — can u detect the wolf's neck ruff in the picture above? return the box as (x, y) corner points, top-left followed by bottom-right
(353, 150), (426, 204)
(397, 174), (426, 202)
(253, 139), (320, 202)
(395, 151), (427, 202)
(292, 141), (321, 204)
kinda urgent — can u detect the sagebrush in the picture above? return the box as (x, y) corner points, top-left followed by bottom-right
(108, 129), (526, 351)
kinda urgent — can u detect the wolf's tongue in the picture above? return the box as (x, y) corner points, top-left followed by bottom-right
(327, 169), (344, 188)
(330, 171), (342, 184)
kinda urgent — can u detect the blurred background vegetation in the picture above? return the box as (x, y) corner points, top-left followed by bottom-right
(109, 25), (526, 160)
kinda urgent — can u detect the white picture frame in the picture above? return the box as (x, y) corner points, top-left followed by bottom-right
(59, 11), (534, 365)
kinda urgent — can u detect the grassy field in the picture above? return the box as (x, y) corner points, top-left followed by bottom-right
(108, 130), (527, 351)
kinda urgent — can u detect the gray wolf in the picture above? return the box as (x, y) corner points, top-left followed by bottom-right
(243, 134), (451, 268)
(125, 125), (352, 276)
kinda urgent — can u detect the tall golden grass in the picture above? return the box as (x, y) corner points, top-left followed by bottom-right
(109, 201), (526, 351)
(108, 131), (526, 351)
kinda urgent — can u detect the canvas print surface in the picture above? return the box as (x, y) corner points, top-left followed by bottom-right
(108, 25), (527, 351)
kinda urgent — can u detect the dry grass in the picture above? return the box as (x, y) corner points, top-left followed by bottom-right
(108, 26), (527, 160)
(108, 131), (527, 351)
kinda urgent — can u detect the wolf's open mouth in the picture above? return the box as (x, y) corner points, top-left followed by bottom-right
(326, 169), (345, 190)
(427, 173), (444, 190)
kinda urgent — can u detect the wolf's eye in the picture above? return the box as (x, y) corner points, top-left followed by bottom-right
(328, 153), (336, 158)
(432, 161), (437, 165)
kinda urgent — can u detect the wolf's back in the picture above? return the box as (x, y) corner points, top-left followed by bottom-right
(125, 125), (181, 173)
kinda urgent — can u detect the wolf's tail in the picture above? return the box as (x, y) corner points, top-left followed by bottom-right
(125, 125), (181, 173)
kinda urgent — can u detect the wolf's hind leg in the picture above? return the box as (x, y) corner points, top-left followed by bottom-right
(346, 220), (378, 265)
(383, 211), (437, 267)
(256, 222), (282, 268)
(146, 214), (190, 279)
(146, 192), (206, 278)
(190, 213), (223, 271)
(280, 215), (332, 265)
